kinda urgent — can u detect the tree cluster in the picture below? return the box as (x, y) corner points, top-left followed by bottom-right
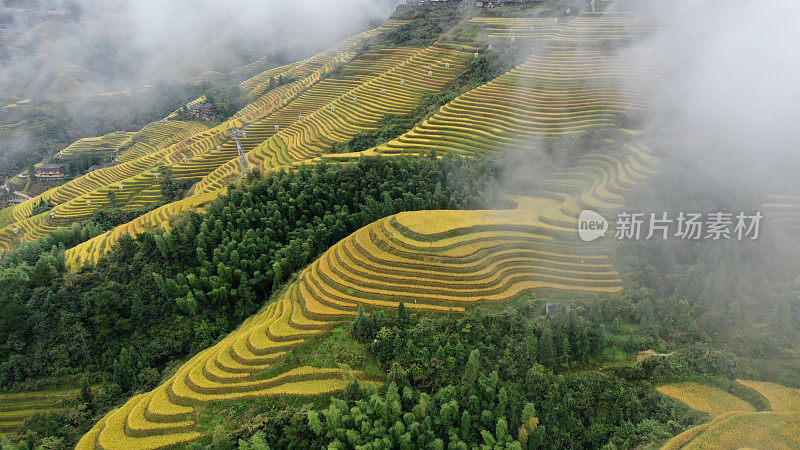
(0, 155), (496, 447)
(231, 304), (700, 449)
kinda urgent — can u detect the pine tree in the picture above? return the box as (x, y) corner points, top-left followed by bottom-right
(560, 337), (572, 368)
(271, 261), (282, 293)
(461, 349), (480, 396)
(597, 323), (609, 352)
(395, 301), (410, 329)
(460, 410), (472, 441)
(518, 403), (540, 449)
(538, 325), (556, 369)
(496, 417), (509, 443)
(497, 387), (509, 417)
(352, 304), (370, 341)
(388, 362), (408, 388)
(113, 347), (142, 393)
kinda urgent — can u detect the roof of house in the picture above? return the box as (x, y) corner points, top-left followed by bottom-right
(190, 103), (217, 110)
(38, 163), (65, 170)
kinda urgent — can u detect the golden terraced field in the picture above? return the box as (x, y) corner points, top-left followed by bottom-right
(60, 12), (661, 269)
(0, 20), (408, 256)
(0, 12), (663, 270)
(662, 380), (800, 449)
(657, 382), (755, 418)
(55, 131), (134, 159)
(76, 139), (658, 448)
(0, 11), (675, 448)
(63, 41), (478, 268)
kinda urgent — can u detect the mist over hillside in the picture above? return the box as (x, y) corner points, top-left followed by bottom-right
(0, 0), (398, 186)
(627, 0), (800, 193)
(0, 0), (398, 101)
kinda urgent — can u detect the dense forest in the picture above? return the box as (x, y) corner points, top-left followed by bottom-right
(0, 155), (497, 447)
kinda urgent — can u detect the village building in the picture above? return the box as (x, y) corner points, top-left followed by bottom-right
(34, 164), (66, 182)
(476, 0), (534, 8)
(6, 192), (26, 206)
(545, 302), (572, 317)
(187, 103), (218, 121)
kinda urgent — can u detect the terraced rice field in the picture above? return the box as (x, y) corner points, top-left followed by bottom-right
(77, 140), (657, 449)
(193, 42), (476, 194)
(372, 31), (663, 156)
(736, 379), (800, 412)
(65, 9), (681, 449)
(0, 11), (665, 265)
(3, 11), (676, 447)
(64, 42), (477, 267)
(238, 19), (408, 105)
(115, 121), (209, 163)
(0, 21), (407, 256)
(0, 122), (213, 251)
(0, 388), (78, 434)
(171, 46), (422, 182)
(56, 132), (134, 158)
(469, 17), (562, 40)
(662, 380), (800, 449)
(64, 190), (221, 270)
(470, 12), (664, 43)
(656, 382), (755, 418)
(0, 206), (15, 229)
(663, 410), (800, 450)
(552, 12), (665, 43)
(76, 294), (370, 449)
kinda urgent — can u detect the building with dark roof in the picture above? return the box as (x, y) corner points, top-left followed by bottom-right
(34, 164), (66, 181)
(187, 103), (218, 121)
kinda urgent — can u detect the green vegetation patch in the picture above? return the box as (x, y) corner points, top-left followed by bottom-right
(254, 325), (383, 381)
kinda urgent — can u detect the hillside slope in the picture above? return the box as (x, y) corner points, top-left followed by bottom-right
(70, 7), (669, 449)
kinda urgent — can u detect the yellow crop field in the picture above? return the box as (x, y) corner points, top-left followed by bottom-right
(373, 37), (664, 158)
(59, 41), (476, 269)
(77, 138), (658, 448)
(664, 411), (800, 450)
(74, 290), (371, 448)
(57, 10), (671, 449)
(193, 42), (476, 195)
(1, 21), (409, 259)
(661, 411), (739, 450)
(662, 380), (800, 449)
(2, 10), (665, 269)
(736, 379), (800, 412)
(657, 382), (755, 417)
(56, 131), (134, 158)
